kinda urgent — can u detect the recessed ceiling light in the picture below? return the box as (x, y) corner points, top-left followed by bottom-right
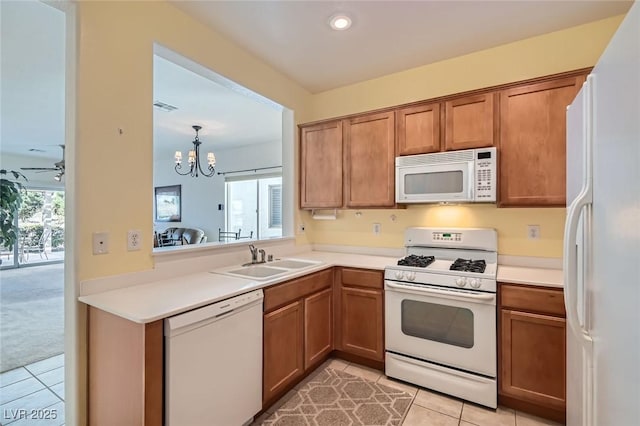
(329, 14), (352, 31)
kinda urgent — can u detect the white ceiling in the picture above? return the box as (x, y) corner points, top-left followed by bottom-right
(1, 1), (65, 162)
(153, 55), (283, 159)
(171, 0), (633, 93)
(1, 0), (633, 166)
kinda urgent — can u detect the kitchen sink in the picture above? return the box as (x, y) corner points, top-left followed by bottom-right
(217, 258), (323, 281)
(226, 265), (289, 279)
(267, 259), (320, 269)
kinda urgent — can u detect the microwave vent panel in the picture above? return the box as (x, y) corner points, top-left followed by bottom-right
(396, 149), (475, 167)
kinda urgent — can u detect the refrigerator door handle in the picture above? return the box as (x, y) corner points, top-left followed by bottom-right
(563, 199), (593, 343)
(564, 75), (594, 345)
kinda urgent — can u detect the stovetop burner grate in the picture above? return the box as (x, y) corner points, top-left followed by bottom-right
(449, 258), (487, 273)
(397, 255), (435, 268)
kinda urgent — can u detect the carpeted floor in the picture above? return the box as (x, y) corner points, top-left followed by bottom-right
(0, 263), (64, 372)
(258, 366), (413, 425)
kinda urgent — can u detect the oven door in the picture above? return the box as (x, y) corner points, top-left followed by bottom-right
(385, 280), (496, 377)
(396, 161), (474, 203)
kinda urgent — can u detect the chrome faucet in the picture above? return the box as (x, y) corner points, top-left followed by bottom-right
(248, 244), (259, 263)
(259, 249), (266, 263)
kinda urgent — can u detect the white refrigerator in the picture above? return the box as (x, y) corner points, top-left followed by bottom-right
(564, 1), (640, 425)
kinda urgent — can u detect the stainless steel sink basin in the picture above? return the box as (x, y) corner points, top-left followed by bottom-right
(226, 266), (289, 279)
(267, 259), (319, 269)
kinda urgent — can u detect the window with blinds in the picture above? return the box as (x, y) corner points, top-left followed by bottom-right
(225, 175), (282, 239)
(268, 185), (282, 228)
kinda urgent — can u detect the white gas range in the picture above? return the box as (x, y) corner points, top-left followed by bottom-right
(384, 227), (498, 409)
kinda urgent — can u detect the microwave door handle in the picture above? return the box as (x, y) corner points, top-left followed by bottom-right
(385, 281), (496, 302)
(467, 161), (475, 200)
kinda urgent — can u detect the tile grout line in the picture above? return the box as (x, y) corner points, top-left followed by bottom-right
(29, 370), (64, 402)
(0, 369), (47, 408)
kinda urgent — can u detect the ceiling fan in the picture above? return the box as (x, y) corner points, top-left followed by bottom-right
(21, 144), (65, 181)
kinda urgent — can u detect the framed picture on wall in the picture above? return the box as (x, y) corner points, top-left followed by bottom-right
(155, 185), (181, 222)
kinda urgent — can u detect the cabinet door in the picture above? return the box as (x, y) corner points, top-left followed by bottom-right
(396, 102), (441, 155)
(500, 309), (566, 411)
(300, 121), (343, 208)
(445, 93), (495, 150)
(499, 77), (583, 206)
(304, 288), (333, 370)
(344, 111), (396, 207)
(340, 287), (384, 361)
(263, 301), (304, 403)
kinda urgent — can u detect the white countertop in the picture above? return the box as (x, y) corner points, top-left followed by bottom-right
(79, 250), (563, 324)
(497, 265), (563, 289)
(79, 251), (398, 324)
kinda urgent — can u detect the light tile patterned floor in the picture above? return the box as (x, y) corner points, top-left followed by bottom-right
(256, 358), (562, 426)
(0, 354), (64, 425)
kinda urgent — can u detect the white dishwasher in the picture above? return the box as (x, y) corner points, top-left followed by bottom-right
(165, 289), (263, 426)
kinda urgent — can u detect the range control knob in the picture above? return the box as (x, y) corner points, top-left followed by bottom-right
(455, 277), (467, 287)
(469, 278), (481, 289)
(394, 270), (405, 280)
(407, 272), (416, 282)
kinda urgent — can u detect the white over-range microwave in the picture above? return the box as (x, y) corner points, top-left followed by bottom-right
(395, 147), (497, 203)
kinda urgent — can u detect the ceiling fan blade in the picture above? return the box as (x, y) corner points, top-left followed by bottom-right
(21, 167), (59, 171)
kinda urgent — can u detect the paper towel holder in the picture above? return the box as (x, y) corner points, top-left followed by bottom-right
(311, 209), (338, 220)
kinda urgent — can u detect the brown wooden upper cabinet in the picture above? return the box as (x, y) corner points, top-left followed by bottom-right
(299, 120), (343, 208)
(396, 102), (441, 155)
(299, 111), (396, 209)
(343, 111), (396, 207)
(445, 93), (496, 151)
(499, 76), (584, 206)
(396, 93), (495, 156)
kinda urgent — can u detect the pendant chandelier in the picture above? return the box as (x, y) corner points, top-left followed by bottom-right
(174, 125), (216, 177)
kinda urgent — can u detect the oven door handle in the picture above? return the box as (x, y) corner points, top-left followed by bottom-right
(385, 281), (496, 303)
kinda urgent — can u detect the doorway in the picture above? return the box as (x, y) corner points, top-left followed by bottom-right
(0, 1), (67, 423)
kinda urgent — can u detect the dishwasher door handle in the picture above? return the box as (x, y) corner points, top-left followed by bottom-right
(215, 309), (235, 319)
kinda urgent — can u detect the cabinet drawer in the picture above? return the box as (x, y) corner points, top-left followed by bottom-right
(340, 268), (383, 290)
(264, 269), (333, 312)
(500, 284), (565, 317)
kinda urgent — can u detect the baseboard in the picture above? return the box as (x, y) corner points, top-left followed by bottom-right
(332, 350), (384, 371)
(499, 393), (565, 424)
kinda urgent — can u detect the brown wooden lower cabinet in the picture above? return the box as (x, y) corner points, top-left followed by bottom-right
(499, 283), (566, 423)
(262, 269), (334, 406)
(263, 300), (304, 403)
(304, 287), (333, 369)
(334, 267), (384, 364)
(340, 286), (384, 361)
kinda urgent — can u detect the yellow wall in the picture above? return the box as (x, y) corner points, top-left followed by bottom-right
(76, 4), (624, 282)
(302, 15), (623, 258)
(310, 15), (623, 120)
(306, 206), (566, 258)
(76, 1), (311, 281)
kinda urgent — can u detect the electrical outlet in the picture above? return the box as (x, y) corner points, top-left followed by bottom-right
(527, 225), (540, 240)
(297, 222), (305, 234)
(128, 230), (142, 251)
(373, 223), (381, 235)
(92, 232), (109, 255)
